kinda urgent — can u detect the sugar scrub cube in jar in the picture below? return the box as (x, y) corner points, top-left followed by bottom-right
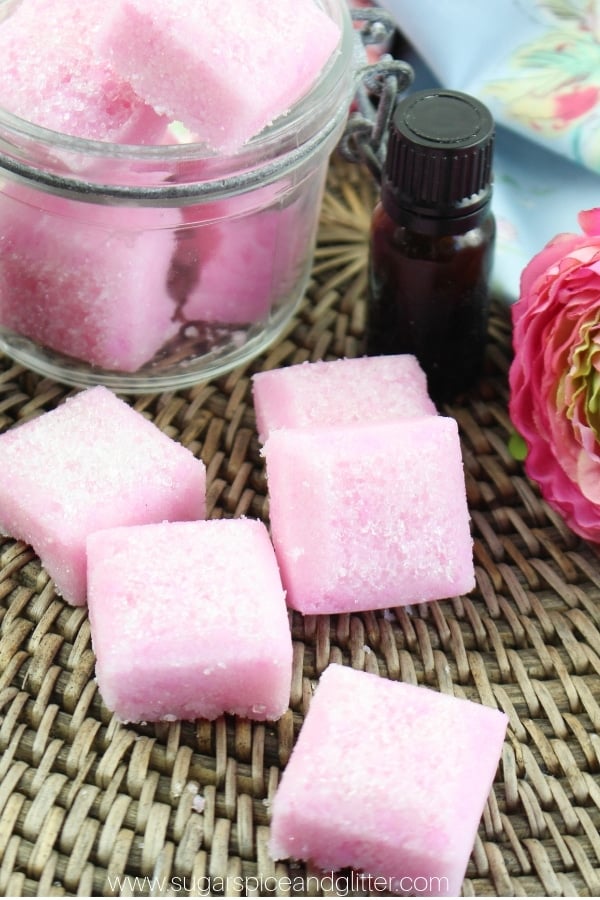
(0, 0), (356, 392)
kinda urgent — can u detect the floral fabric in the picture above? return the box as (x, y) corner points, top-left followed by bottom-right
(377, 0), (600, 300)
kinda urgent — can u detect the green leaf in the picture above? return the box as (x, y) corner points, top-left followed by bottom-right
(508, 431), (528, 462)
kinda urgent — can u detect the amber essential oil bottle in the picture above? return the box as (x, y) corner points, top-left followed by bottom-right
(367, 89), (496, 405)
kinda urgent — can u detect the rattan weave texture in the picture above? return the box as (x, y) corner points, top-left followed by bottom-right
(0, 160), (599, 897)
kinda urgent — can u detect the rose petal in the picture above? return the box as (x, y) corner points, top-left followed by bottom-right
(578, 207), (600, 236)
(515, 233), (582, 322)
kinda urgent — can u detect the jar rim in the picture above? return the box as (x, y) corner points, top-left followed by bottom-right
(0, 0), (356, 200)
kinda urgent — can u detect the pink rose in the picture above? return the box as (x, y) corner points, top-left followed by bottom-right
(509, 207), (600, 542)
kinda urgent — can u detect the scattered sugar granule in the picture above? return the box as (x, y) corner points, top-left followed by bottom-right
(191, 795), (206, 814)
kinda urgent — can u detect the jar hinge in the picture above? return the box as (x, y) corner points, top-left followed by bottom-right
(340, 6), (413, 183)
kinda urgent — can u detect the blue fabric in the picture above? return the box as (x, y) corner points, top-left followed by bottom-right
(377, 0), (600, 300)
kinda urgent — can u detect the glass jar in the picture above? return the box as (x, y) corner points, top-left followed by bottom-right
(0, 0), (356, 392)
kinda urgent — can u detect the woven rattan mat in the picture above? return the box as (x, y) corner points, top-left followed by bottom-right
(0, 158), (599, 898)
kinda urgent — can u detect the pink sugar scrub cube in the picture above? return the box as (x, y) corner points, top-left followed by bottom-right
(0, 386), (206, 606)
(263, 416), (474, 614)
(86, 518), (292, 723)
(181, 198), (314, 327)
(252, 354), (436, 441)
(0, 0), (169, 143)
(269, 664), (508, 898)
(0, 186), (179, 372)
(102, 0), (342, 153)
(181, 211), (284, 325)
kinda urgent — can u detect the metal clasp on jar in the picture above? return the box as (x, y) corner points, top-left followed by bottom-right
(340, 5), (414, 182)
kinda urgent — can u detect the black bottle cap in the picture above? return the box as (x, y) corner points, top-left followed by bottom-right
(381, 89), (495, 227)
